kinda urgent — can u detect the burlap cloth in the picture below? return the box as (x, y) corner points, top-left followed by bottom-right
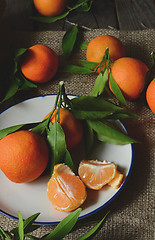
(0, 28), (154, 239)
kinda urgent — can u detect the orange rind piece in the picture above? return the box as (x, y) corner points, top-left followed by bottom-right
(108, 170), (124, 189)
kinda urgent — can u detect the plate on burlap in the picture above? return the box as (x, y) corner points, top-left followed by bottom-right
(0, 95), (133, 224)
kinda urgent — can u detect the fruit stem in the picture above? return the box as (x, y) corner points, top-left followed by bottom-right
(45, 81), (72, 128)
(57, 82), (64, 123)
(151, 52), (155, 65)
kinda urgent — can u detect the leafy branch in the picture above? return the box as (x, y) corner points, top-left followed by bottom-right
(61, 45), (127, 107)
(0, 81), (138, 177)
(0, 48), (37, 105)
(30, 0), (93, 23)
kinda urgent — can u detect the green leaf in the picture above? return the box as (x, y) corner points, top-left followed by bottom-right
(0, 76), (20, 103)
(13, 48), (27, 75)
(109, 73), (127, 107)
(23, 214), (40, 234)
(0, 124), (27, 139)
(80, 60), (99, 70)
(31, 119), (49, 135)
(87, 120), (137, 145)
(70, 109), (114, 120)
(42, 208), (82, 240)
(14, 48), (27, 59)
(71, 96), (122, 112)
(18, 211), (24, 240)
(68, 0), (91, 12)
(77, 211), (109, 240)
(62, 25), (78, 58)
(19, 74), (37, 90)
(108, 112), (140, 119)
(30, 10), (70, 23)
(0, 227), (12, 240)
(11, 213), (40, 236)
(64, 150), (75, 172)
(60, 65), (94, 74)
(90, 69), (109, 96)
(79, 41), (89, 50)
(84, 121), (94, 157)
(47, 121), (67, 174)
(77, 0), (93, 12)
(0, 122), (41, 140)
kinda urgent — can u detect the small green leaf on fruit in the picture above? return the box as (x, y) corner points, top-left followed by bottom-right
(79, 41), (89, 50)
(109, 73), (127, 107)
(80, 59), (98, 69)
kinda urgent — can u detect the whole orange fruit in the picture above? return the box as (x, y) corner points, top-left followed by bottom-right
(20, 44), (59, 83)
(110, 57), (149, 100)
(146, 79), (155, 113)
(47, 163), (87, 211)
(86, 35), (126, 73)
(0, 130), (49, 183)
(33, 0), (66, 17)
(44, 108), (83, 150)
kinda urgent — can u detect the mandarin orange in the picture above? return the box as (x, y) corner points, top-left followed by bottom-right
(0, 130), (49, 183)
(146, 79), (155, 113)
(20, 44), (58, 84)
(110, 57), (149, 100)
(33, 0), (66, 17)
(86, 35), (126, 73)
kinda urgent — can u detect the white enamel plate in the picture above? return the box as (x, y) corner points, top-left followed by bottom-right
(0, 95), (133, 224)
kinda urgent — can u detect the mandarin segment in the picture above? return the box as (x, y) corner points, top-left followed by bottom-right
(47, 164), (87, 212)
(44, 108), (83, 150)
(0, 130), (49, 183)
(78, 160), (117, 190)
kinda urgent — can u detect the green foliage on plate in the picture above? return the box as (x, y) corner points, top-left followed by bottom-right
(0, 81), (138, 175)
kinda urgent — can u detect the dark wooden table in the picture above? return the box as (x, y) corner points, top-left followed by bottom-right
(1, 0), (155, 31)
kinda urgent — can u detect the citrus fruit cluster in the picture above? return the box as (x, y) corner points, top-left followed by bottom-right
(0, 86), (126, 212)
(86, 34), (150, 102)
(0, 31), (154, 213)
(0, 105), (83, 184)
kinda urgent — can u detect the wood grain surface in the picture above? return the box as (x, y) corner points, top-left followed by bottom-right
(1, 0), (155, 31)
